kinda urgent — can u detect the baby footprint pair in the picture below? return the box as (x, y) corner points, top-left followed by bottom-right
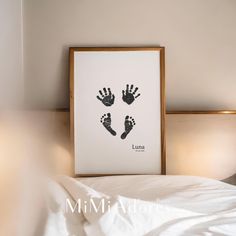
(97, 84), (140, 139)
(100, 113), (136, 139)
(96, 84), (141, 106)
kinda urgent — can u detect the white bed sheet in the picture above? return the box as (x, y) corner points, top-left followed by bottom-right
(40, 175), (236, 236)
(59, 175), (236, 236)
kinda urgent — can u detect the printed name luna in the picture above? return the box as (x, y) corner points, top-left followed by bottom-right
(132, 145), (145, 150)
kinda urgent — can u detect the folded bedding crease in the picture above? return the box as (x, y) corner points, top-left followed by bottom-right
(40, 175), (236, 236)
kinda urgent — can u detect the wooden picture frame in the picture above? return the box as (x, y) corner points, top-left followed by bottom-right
(70, 47), (166, 176)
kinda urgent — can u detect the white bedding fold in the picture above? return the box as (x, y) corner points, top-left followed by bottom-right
(38, 180), (86, 236)
(58, 175), (236, 236)
(84, 196), (202, 236)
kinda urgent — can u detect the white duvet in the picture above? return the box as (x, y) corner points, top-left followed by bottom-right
(43, 175), (236, 236)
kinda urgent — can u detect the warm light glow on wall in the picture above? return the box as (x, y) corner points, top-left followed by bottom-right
(167, 114), (236, 180)
(51, 144), (73, 176)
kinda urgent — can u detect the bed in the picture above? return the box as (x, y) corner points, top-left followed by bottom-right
(38, 175), (236, 236)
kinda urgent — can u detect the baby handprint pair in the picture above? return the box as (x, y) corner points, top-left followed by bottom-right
(96, 84), (141, 106)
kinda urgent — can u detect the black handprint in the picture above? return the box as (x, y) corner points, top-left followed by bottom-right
(100, 113), (117, 136)
(122, 84), (140, 105)
(121, 116), (136, 139)
(97, 87), (115, 106)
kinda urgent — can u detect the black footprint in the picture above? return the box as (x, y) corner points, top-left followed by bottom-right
(100, 113), (116, 136)
(97, 87), (115, 106)
(121, 116), (136, 139)
(122, 84), (140, 105)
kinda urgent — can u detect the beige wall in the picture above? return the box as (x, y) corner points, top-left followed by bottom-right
(23, 0), (236, 110)
(0, 0), (23, 107)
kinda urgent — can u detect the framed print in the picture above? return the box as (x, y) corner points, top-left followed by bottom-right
(70, 47), (166, 176)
